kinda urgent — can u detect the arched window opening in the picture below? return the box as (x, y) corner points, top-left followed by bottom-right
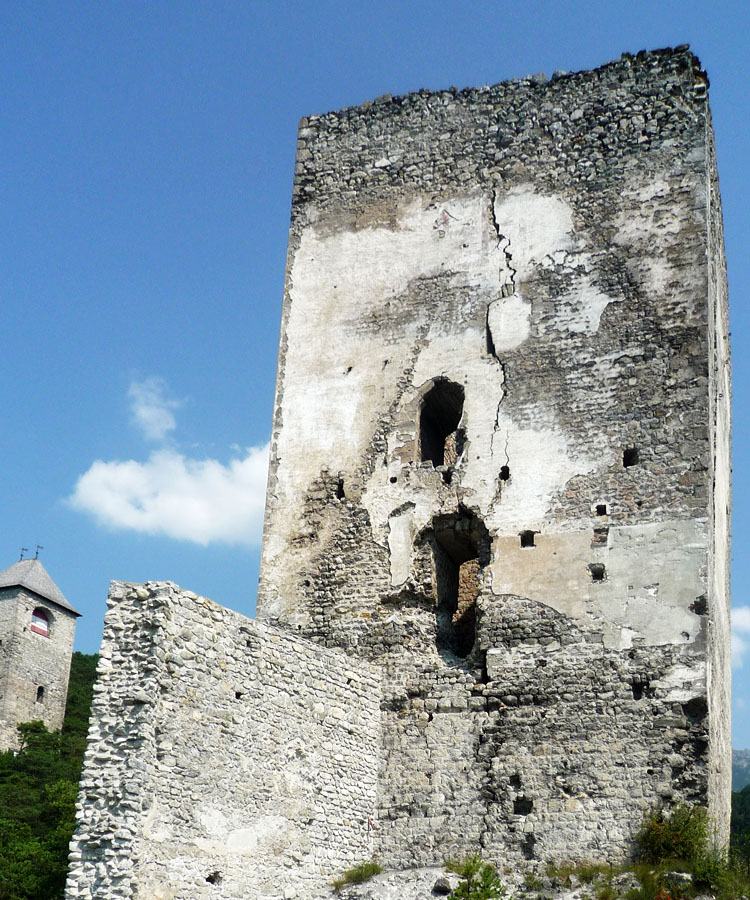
(419, 380), (465, 467)
(31, 607), (49, 637)
(36, 685), (45, 703)
(430, 510), (490, 659)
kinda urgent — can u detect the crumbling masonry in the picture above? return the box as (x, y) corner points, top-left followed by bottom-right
(65, 46), (731, 900)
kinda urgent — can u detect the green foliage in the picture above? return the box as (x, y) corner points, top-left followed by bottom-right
(522, 871), (543, 891)
(635, 805), (708, 866)
(446, 854), (504, 900)
(627, 803), (750, 900)
(331, 859), (383, 891)
(577, 863), (614, 884)
(731, 784), (750, 856)
(0, 652), (98, 900)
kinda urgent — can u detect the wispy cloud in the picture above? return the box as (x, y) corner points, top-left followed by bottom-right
(128, 377), (181, 442)
(732, 606), (750, 668)
(70, 377), (269, 546)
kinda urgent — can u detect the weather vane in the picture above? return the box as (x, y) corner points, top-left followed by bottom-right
(19, 547), (28, 561)
(34, 545), (44, 559)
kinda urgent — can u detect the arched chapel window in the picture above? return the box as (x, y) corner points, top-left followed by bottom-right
(31, 607), (49, 637)
(36, 685), (45, 703)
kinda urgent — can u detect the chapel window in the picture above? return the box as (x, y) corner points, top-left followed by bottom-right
(31, 607), (49, 637)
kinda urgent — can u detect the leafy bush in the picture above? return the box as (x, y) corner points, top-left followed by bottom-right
(636, 805), (709, 866)
(331, 859), (383, 891)
(446, 854), (504, 900)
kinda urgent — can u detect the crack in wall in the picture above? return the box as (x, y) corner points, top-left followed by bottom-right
(490, 189), (517, 297)
(490, 361), (508, 465)
(487, 193), (513, 476)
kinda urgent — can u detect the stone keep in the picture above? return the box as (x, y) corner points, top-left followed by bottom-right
(0, 558), (80, 751)
(258, 44), (731, 862)
(64, 46), (731, 900)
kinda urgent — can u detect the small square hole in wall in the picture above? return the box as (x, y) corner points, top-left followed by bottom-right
(589, 563), (606, 582)
(520, 530), (535, 548)
(596, 504), (607, 516)
(623, 447), (639, 467)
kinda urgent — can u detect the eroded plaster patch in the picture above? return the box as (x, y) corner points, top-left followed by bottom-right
(487, 294), (531, 352)
(388, 505), (415, 586)
(487, 415), (598, 531)
(491, 188), (574, 282)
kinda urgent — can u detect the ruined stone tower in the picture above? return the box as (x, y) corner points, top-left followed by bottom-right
(0, 557), (80, 751)
(65, 46), (730, 900)
(257, 44), (730, 861)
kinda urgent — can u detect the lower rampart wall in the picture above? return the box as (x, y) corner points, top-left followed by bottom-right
(64, 581), (381, 900)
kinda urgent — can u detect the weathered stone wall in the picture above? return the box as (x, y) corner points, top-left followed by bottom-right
(258, 45), (731, 862)
(705, 105), (732, 847)
(64, 581), (381, 900)
(0, 587), (76, 750)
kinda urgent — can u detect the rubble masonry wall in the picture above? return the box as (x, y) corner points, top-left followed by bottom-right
(64, 581), (381, 900)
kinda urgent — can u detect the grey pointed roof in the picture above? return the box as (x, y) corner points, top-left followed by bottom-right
(0, 558), (81, 616)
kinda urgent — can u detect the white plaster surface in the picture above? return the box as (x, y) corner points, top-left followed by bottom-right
(264, 185), (618, 608)
(492, 519), (707, 649)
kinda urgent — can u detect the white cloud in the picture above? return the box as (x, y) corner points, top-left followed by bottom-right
(69, 445), (269, 546)
(732, 605), (750, 669)
(128, 377), (181, 442)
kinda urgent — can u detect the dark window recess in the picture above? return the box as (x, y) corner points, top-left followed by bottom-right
(520, 530), (536, 548)
(235, 691), (243, 700)
(335, 478), (345, 499)
(623, 447), (639, 467)
(514, 796), (534, 815)
(389, 476), (398, 484)
(682, 696), (708, 723)
(589, 563), (606, 582)
(690, 595), (708, 616)
(430, 509), (490, 659)
(631, 678), (650, 701)
(419, 380), (465, 467)
(36, 685), (44, 703)
(596, 504), (608, 516)
(206, 872), (222, 885)
(499, 465), (510, 481)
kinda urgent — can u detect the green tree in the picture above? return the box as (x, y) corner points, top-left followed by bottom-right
(0, 652), (98, 900)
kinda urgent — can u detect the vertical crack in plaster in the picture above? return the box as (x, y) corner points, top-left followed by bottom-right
(490, 189), (516, 297)
(488, 191), (513, 471)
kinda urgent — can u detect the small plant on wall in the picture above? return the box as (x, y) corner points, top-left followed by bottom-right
(331, 859), (383, 892)
(446, 854), (504, 900)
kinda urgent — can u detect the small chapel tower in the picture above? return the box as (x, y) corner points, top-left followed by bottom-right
(0, 557), (80, 751)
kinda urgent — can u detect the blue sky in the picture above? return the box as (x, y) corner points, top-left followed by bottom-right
(2, 1), (749, 746)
